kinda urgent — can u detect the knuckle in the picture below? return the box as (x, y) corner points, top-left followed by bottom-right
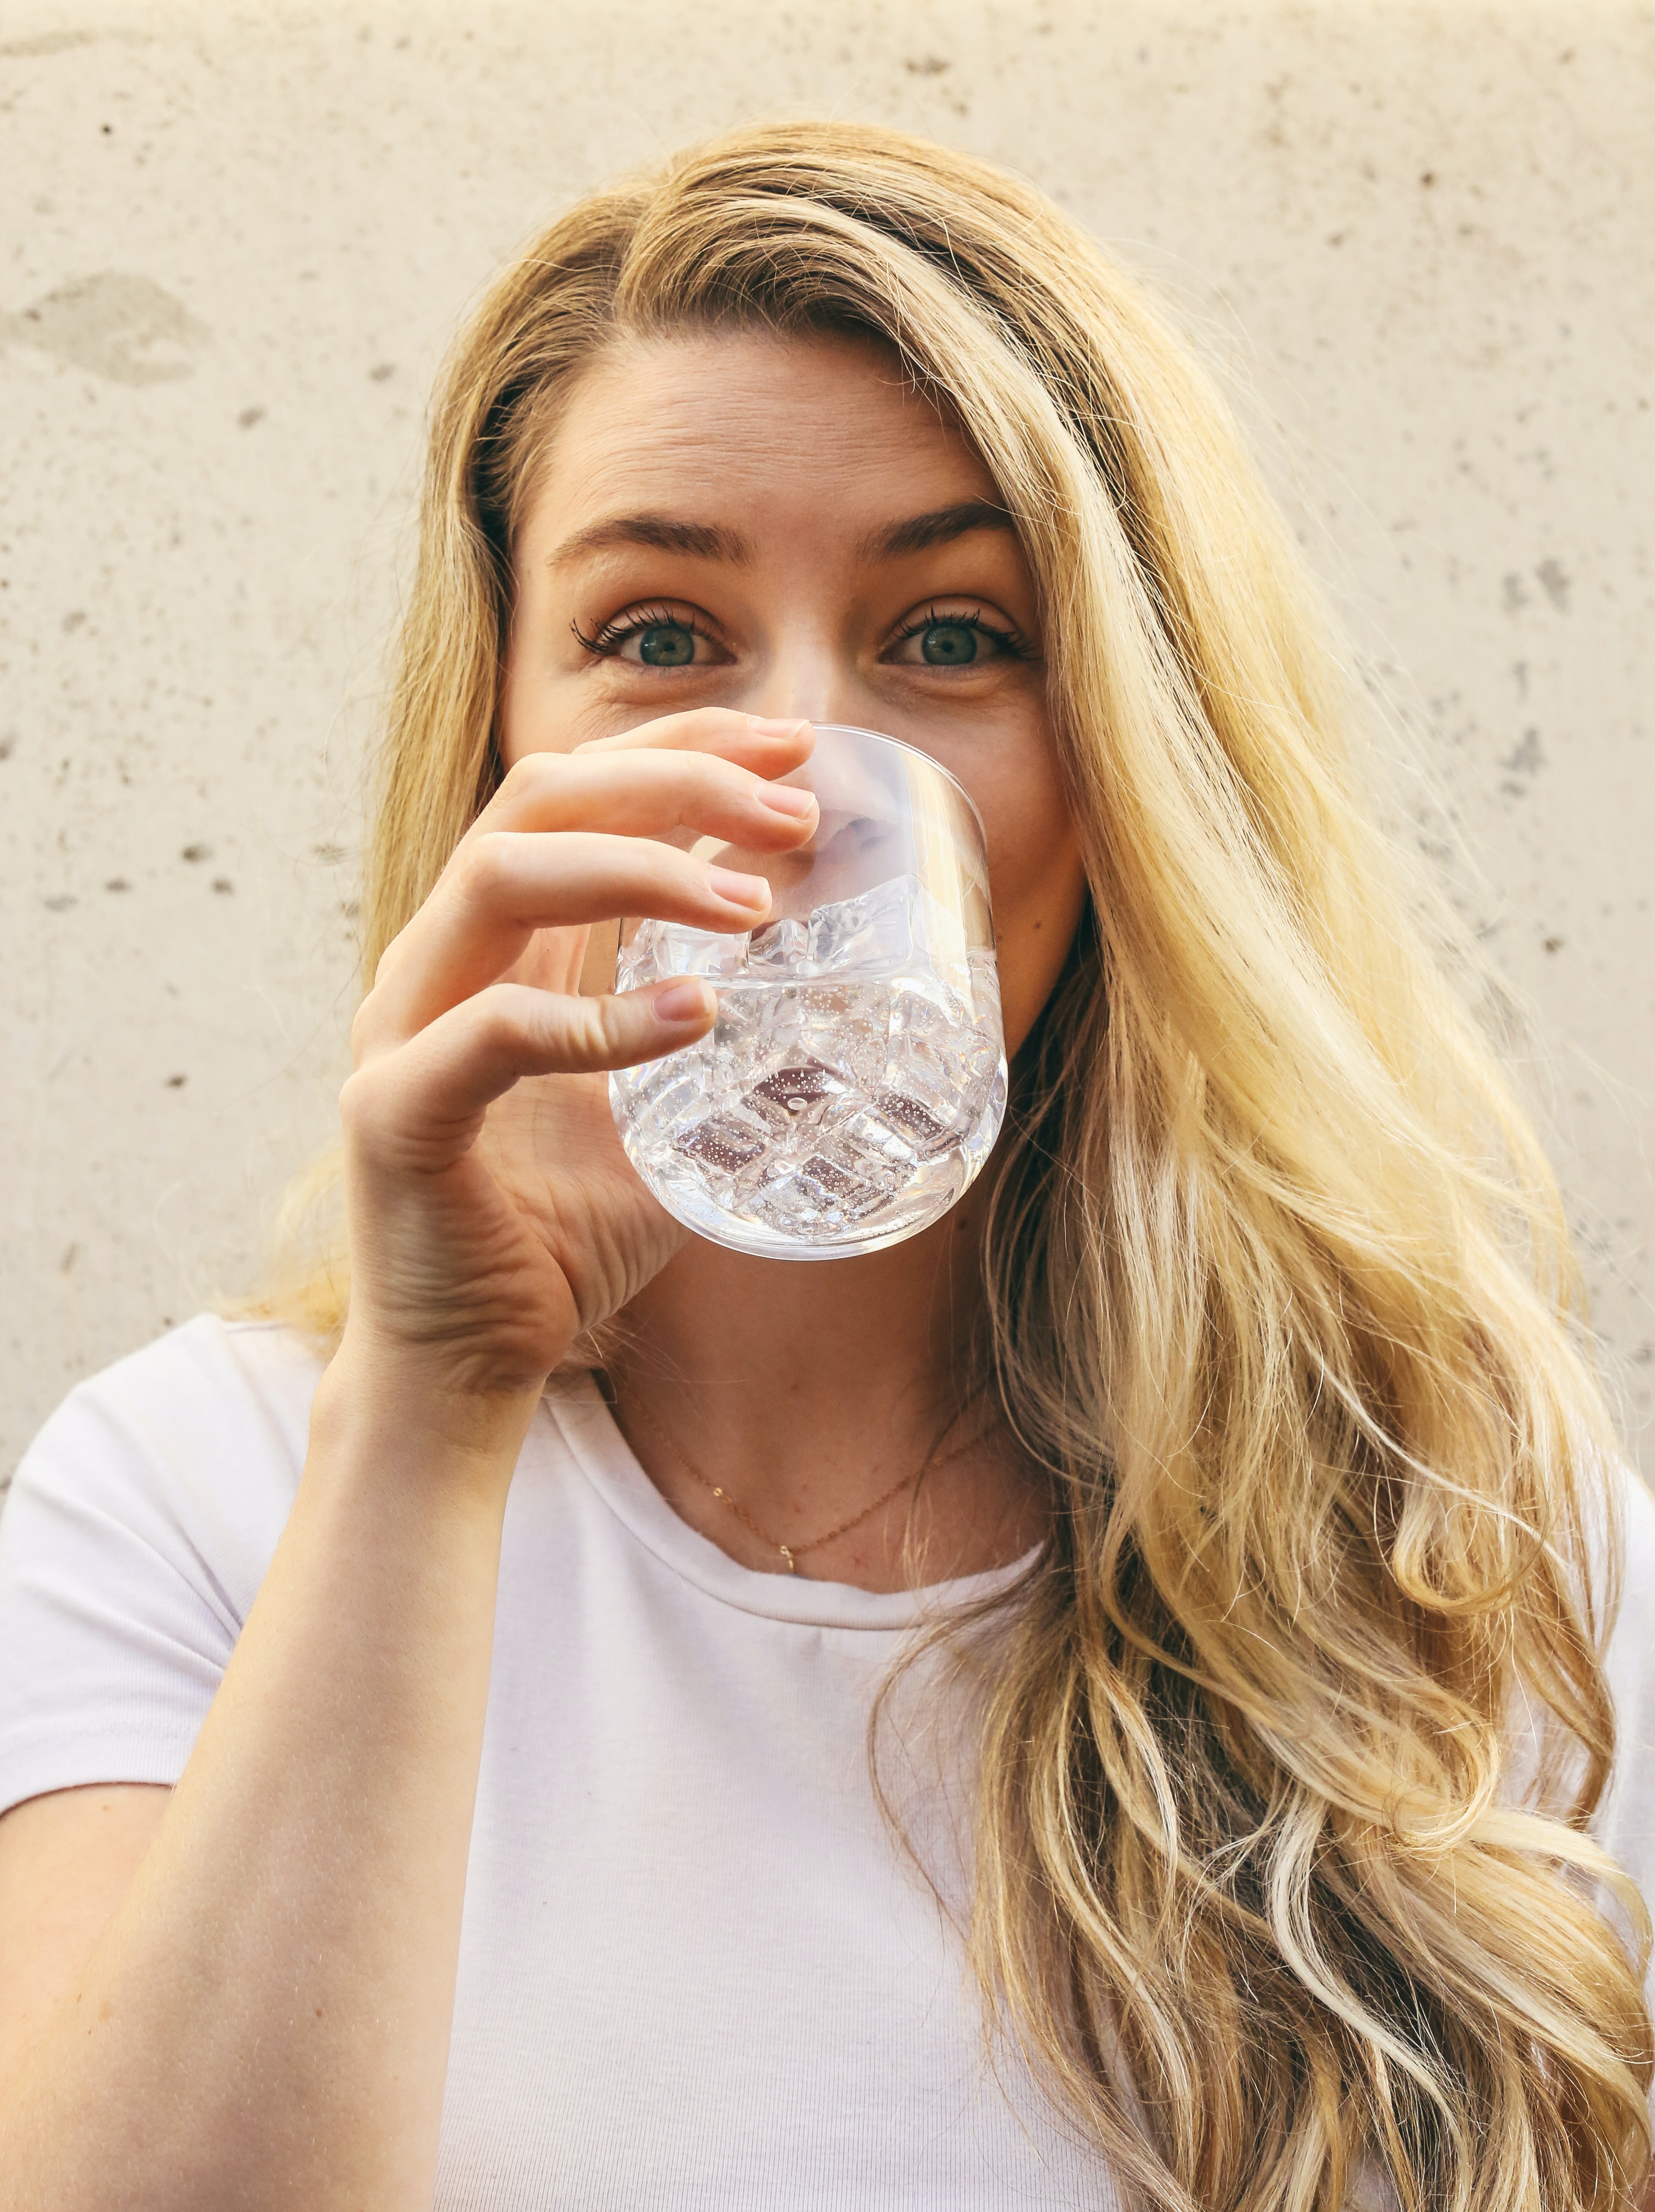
(459, 829), (514, 902)
(564, 993), (616, 1067)
(337, 1063), (385, 1139)
(500, 749), (563, 802)
(370, 923), (409, 992)
(473, 986), (530, 1056)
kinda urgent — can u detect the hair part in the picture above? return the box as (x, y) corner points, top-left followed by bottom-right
(262, 120), (1652, 2211)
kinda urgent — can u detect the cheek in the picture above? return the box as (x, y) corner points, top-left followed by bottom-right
(978, 742), (1080, 917)
(971, 740), (1088, 1051)
(498, 563), (607, 764)
(496, 638), (571, 767)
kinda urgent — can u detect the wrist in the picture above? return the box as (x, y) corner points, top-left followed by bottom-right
(309, 1327), (550, 1509)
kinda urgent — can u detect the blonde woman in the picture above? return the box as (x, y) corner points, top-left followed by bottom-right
(0, 123), (1649, 2212)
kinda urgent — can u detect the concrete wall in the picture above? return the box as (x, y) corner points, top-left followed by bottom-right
(3, 0), (1651, 1481)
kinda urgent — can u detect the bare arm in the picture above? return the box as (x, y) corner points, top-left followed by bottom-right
(0, 712), (814, 2211)
(0, 1381), (522, 2209)
(0, 1786), (169, 2093)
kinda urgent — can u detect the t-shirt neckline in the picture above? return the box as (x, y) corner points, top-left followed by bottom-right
(543, 1368), (1040, 1632)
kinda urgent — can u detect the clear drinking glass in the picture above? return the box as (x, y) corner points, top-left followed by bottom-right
(609, 723), (1007, 1260)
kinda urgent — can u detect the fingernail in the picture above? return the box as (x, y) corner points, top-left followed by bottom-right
(757, 783), (816, 818)
(707, 865), (771, 908)
(747, 716), (811, 737)
(653, 980), (713, 1024)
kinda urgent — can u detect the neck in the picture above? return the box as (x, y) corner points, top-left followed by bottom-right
(603, 1177), (1043, 1588)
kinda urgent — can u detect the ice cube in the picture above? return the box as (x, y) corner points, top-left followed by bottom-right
(748, 1151), (887, 1237)
(962, 946), (1002, 1031)
(909, 882), (973, 973)
(628, 1059), (707, 1134)
(824, 1103), (921, 1190)
(806, 875), (918, 974)
(622, 918), (750, 985)
(873, 1086), (956, 1154)
(743, 1055), (847, 1135)
(793, 984), (886, 1090)
(674, 1113), (769, 1174)
(744, 917), (810, 977)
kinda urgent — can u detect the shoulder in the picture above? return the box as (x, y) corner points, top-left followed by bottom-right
(1603, 1465), (1655, 1777)
(1596, 1462), (1655, 1883)
(1, 1314), (324, 1627)
(0, 1317), (325, 1813)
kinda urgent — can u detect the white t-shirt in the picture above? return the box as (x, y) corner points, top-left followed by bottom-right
(0, 1316), (1651, 2211)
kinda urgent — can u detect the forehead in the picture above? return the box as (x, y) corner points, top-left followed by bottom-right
(521, 328), (1000, 550)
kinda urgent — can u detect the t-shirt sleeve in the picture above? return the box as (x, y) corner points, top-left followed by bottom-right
(0, 1317), (316, 1818)
(1599, 1466), (1655, 1912)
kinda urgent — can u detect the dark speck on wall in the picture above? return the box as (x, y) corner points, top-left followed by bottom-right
(237, 405), (266, 429)
(1534, 557), (1571, 611)
(165, 1073), (187, 1089)
(1503, 728), (1545, 777)
(180, 842), (211, 863)
(212, 877), (234, 894)
(43, 893), (77, 911)
(368, 362), (395, 381)
(105, 877), (131, 893)
(1543, 936), (1564, 954)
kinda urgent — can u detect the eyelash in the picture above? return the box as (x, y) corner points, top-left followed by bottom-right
(889, 604), (1034, 661)
(571, 601), (1034, 661)
(571, 603), (719, 658)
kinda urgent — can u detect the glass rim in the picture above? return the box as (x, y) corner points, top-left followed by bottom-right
(795, 721), (990, 851)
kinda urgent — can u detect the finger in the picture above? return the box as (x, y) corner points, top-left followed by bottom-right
(573, 708), (814, 776)
(363, 830), (767, 1048)
(475, 743), (818, 849)
(343, 978), (716, 1176)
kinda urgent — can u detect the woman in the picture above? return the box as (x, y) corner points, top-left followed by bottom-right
(0, 122), (1649, 2212)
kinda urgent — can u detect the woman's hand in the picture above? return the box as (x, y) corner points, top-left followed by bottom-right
(335, 708), (816, 1410)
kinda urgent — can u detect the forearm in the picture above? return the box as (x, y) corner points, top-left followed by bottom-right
(0, 1358), (535, 2212)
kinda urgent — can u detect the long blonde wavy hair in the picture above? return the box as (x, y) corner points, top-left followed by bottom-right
(263, 122), (1652, 2211)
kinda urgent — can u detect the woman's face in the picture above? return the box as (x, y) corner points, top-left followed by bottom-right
(499, 328), (1088, 1054)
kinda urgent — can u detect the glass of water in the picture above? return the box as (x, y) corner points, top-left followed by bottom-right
(609, 723), (1007, 1260)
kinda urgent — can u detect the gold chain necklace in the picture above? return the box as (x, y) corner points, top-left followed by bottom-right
(620, 1388), (991, 1575)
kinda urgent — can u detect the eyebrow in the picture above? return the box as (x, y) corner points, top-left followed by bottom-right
(547, 498), (1018, 575)
(546, 513), (755, 569)
(861, 499), (1018, 561)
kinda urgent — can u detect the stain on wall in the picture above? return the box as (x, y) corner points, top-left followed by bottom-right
(0, 272), (209, 383)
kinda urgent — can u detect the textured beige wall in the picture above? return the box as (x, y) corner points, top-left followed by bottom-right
(3, 0), (1651, 1481)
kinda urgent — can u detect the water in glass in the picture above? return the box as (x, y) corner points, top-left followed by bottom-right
(610, 872), (1006, 1258)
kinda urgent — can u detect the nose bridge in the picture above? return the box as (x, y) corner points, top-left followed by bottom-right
(748, 619), (845, 721)
(745, 609), (869, 729)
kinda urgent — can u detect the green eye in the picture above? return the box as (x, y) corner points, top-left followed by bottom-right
(920, 621), (980, 666)
(638, 622), (696, 667)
